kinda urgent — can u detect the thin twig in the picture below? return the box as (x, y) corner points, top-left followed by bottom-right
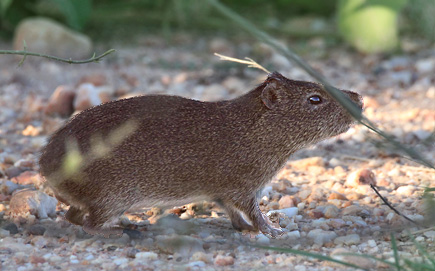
(214, 53), (270, 73)
(17, 40), (28, 67)
(0, 48), (116, 65)
(341, 155), (372, 162)
(411, 226), (435, 235)
(402, 165), (435, 173)
(370, 184), (420, 227)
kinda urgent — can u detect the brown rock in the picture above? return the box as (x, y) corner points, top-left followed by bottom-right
(342, 205), (364, 216)
(289, 157), (325, 171)
(9, 189), (57, 219)
(346, 193), (362, 201)
(214, 255), (235, 266)
(78, 74), (107, 86)
(323, 205), (340, 218)
(5, 167), (23, 178)
(30, 254), (45, 264)
(279, 195), (295, 209)
(13, 18), (92, 59)
(299, 190), (312, 200)
(309, 209), (324, 219)
(345, 169), (376, 188)
(44, 85), (76, 117)
(11, 171), (41, 186)
(328, 192), (347, 200)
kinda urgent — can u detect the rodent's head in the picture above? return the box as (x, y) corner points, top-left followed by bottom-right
(259, 72), (363, 146)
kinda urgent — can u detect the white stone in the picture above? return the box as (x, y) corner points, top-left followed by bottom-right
(415, 59), (435, 74)
(396, 185), (416, 196)
(13, 18), (92, 59)
(423, 231), (435, 239)
(267, 207), (298, 218)
(187, 261), (206, 267)
(286, 231), (301, 240)
(367, 240), (377, 247)
(294, 265), (307, 271)
(114, 258), (129, 265)
(307, 229), (337, 245)
(334, 234), (361, 245)
(84, 254), (95, 260)
(0, 180), (21, 195)
(74, 83), (113, 111)
(386, 212), (395, 222)
(0, 229), (10, 237)
(135, 251), (158, 260)
(415, 236), (424, 242)
(260, 186), (273, 198)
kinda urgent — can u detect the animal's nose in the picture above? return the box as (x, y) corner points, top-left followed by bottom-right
(344, 90), (364, 109)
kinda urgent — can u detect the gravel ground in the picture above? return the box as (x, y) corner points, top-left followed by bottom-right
(0, 35), (434, 270)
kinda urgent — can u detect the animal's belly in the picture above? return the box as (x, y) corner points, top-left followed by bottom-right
(127, 195), (210, 212)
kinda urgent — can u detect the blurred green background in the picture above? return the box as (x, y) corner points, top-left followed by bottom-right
(0, 0), (434, 53)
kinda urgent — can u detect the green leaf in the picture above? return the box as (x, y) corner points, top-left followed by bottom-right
(52, 0), (92, 31)
(0, 0), (14, 17)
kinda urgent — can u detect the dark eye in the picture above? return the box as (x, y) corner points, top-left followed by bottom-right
(308, 95), (322, 105)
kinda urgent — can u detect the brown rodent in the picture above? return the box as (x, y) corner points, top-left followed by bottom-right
(39, 72), (363, 237)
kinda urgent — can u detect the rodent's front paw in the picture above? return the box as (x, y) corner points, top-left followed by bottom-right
(259, 224), (284, 238)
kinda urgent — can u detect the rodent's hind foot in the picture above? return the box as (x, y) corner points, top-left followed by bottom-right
(65, 206), (87, 226)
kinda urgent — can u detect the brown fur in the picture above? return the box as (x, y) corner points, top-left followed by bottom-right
(39, 72), (363, 237)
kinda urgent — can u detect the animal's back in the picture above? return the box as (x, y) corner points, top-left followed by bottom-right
(39, 94), (235, 207)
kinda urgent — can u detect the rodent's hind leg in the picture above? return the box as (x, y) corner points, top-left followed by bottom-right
(82, 206), (125, 238)
(64, 206), (87, 226)
(215, 199), (257, 232)
(229, 195), (284, 238)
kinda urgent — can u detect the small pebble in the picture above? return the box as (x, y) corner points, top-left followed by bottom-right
(135, 251), (158, 260)
(28, 224), (46, 236)
(114, 257), (129, 265)
(345, 168), (376, 188)
(323, 205), (340, 218)
(123, 228), (144, 240)
(214, 255), (235, 266)
(3, 223), (19, 234)
(278, 195), (295, 208)
(307, 229), (337, 245)
(334, 234), (361, 245)
(187, 261), (206, 267)
(423, 231), (435, 239)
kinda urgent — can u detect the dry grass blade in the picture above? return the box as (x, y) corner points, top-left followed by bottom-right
(214, 53), (270, 73)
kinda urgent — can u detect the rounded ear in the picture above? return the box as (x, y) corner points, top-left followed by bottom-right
(261, 80), (279, 109)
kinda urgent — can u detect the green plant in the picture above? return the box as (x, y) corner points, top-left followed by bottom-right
(0, 0), (92, 33)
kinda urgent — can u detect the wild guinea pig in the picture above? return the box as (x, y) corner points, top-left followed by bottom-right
(39, 72), (363, 237)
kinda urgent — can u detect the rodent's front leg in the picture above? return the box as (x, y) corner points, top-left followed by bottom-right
(225, 195), (284, 238)
(215, 199), (257, 232)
